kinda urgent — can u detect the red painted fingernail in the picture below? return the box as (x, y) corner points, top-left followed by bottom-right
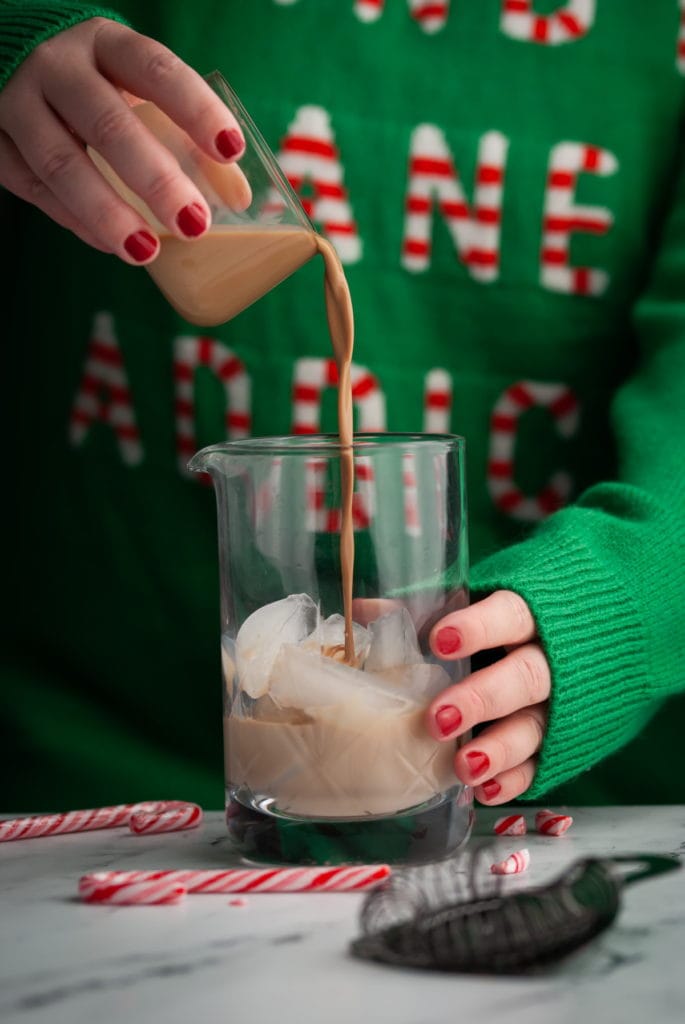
(466, 750), (491, 778)
(435, 626), (462, 656)
(481, 779), (501, 800)
(216, 128), (244, 159)
(177, 202), (208, 238)
(434, 704), (462, 737)
(124, 230), (158, 262)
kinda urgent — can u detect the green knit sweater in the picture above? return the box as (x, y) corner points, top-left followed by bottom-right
(1, 0), (684, 809)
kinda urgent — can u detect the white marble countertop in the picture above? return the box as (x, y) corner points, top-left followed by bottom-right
(1, 806), (683, 1024)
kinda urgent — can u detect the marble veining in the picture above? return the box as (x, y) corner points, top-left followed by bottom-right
(1, 806), (684, 1024)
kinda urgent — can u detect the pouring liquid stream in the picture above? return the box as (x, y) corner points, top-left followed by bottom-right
(315, 235), (356, 665)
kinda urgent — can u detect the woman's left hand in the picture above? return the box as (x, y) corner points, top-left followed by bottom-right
(425, 590), (550, 804)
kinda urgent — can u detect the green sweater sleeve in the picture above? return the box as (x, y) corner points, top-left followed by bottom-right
(0, 1), (129, 91)
(469, 148), (685, 799)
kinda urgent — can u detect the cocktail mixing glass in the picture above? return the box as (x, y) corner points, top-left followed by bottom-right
(190, 433), (472, 865)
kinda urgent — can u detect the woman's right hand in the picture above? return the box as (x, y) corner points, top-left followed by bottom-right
(0, 18), (245, 263)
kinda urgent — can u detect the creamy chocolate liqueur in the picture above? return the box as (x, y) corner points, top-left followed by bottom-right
(148, 224), (319, 326)
(225, 698), (455, 819)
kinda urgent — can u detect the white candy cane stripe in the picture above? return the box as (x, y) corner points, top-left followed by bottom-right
(409, 0), (450, 34)
(292, 357), (386, 434)
(535, 809), (574, 836)
(677, 0), (685, 73)
(80, 873), (186, 905)
(128, 802), (203, 835)
(173, 335), (251, 476)
(355, 0), (384, 20)
(402, 125), (508, 282)
(293, 356), (339, 434)
(490, 849), (531, 875)
(488, 379), (579, 522)
(402, 452), (421, 538)
(268, 106), (361, 264)
(69, 312), (143, 466)
(80, 864), (392, 897)
(501, 0), (595, 45)
(423, 368), (453, 432)
(541, 141), (617, 296)
(493, 814), (527, 836)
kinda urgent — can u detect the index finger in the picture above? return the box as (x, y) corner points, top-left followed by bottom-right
(94, 24), (245, 162)
(428, 590), (537, 660)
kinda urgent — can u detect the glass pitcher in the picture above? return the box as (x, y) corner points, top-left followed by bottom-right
(189, 433), (473, 866)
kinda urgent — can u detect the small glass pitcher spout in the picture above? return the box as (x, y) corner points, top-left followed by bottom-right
(187, 443), (232, 478)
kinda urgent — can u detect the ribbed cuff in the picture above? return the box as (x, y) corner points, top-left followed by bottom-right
(0, 3), (129, 91)
(469, 514), (651, 799)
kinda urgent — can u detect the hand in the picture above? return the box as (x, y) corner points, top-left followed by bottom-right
(425, 591), (550, 804)
(0, 18), (245, 263)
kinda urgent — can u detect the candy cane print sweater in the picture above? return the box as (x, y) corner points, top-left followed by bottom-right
(1, 0), (684, 808)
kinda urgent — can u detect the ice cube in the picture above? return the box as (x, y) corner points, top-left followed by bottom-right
(235, 594), (320, 698)
(364, 607), (423, 672)
(270, 644), (414, 714)
(369, 662), (452, 704)
(317, 613), (370, 666)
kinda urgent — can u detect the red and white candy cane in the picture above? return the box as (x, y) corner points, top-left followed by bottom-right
(490, 849), (531, 875)
(0, 801), (202, 843)
(304, 456), (375, 533)
(69, 311), (143, 467)
(493, 814), (527, 837)
(80, 872), (186, 906)
(292, 357), (386, 437)
(500, 0), (595, 46)
(292, 356), (384, 534)
(535, 809), (573, 837)
(1, 804), (137, 843)
(354, 0), (450, 34)
(128, 801), (203, 835)
(354, 0), (384, 22)
(540, 140), (617, 297)
(488, 379), (579, 522)
(423, 368), (452, 433)
(80, 864), (391, 903)
(408, 1), (450, 34)
(265, 105), (362, 264)
(173, 335), (251, 478)
(402, 124), (508, 282)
